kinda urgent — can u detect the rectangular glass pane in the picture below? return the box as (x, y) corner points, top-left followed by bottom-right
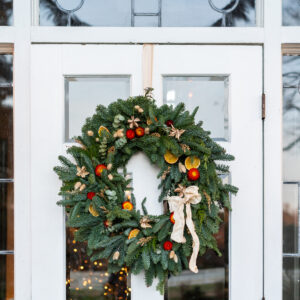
(283, 0), (300, 26)
(166, 175), (229, 300)
(283, 257), (300, 300)
(0, 87), (13, 179)
(0, 254), (14, 300)
(0, 182), (14, 251)
(39, 0), (256, 27)
(65, 76), (130, 142)
(66, 227), (130, 300)
(0, 0), (13, 26)
(0, 55), (13, 84)
(283, 55), (300, 300)
(163, 76), (229, 141)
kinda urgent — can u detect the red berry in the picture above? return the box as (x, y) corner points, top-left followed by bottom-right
(187, 168), (200, 181)
(135, 127), (145, 137)
(104, 220), (110, 228)
(170, 212), (175, 224)
(166, 120), (174, 127)
(87, 192), (96, 200)
(163, 241), (173, 251)
(95, 164), (107, 176)
(126, 129), (135, 140)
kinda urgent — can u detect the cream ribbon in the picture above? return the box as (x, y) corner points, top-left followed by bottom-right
(166, 186), (201, 273)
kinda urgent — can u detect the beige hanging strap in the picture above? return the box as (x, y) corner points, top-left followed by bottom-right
(142, 44), (154, 91)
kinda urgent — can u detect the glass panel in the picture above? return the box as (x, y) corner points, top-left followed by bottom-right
(0, 254), (14, 300)
(39, 0), (256, 27)
(163, 76), (229, 141)
(283, 55), (300, 300)
(66, 227), (130, 300)
(0, 55), (13, 84)
(65, 76), (130, 142)
(0, 0), (13, 26)
(0, 182), (14, 251)
(283, 0), (300, 26)
(283, 257), (300, 300)
(0, 87), (13, 179)
(166, 175), (229, 300)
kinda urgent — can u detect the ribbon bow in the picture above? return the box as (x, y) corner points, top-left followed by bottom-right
(166, 185), (201, 273)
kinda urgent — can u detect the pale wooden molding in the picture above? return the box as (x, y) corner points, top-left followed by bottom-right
(0, 44), (14, 54)
(142, 44), (154, 91)
(282, 44), (300, 55)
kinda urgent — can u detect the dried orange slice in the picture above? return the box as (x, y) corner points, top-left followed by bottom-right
(164, 150), (179, 164)
(185, 156), (200, 170)
(89, 204), (99, 217)
(98, 126), (110, 137)
(122, 201), (134, 211)
(128, 229), (140, 239)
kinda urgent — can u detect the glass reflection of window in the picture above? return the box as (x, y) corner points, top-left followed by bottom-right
(0, 53), (14, 300)
(163, 76), (229, 141)
(65, 76), (130, 142)
(39, 0), (256, 27)
(283, 0), (300, 26)
(65, 75), (131, 299)
(283, 55), (300, 300)
(0, 0), (13, 26)
(165, 175), (230, 300)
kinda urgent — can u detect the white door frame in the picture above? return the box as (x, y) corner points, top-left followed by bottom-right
(0, 0), (285, 299)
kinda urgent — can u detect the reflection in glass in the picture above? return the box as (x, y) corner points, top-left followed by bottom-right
(66, 228), (130, 300)
(40, 0), (256, 27)
(0, 87), (13, 179)
(283, 55), (300, 300)
(0, 55), (13, 83)
(0, 0), (13, 26)
(163, 76), (229, 141)
(0, 254), (14, 300)
(65, 76), (130, 142)
(166, 209), (229, 300)
(283, 0), (300, 26)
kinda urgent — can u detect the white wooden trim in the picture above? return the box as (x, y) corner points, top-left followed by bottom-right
(263, 0), (282, 299)
(31, 27), (265, 44)
(13, 0), (32, 299)
(0, 27), (15, 43)
(281, 27), (300, 44)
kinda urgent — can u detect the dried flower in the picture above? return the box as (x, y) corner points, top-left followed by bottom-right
(180, 143), (190, 153)
(79, 184), (86, 191)
(140, 216), (152, 228)
(128, 116), (140, 128)
(151, 132), (161, 138)
(161, 167), (171, 180)
(169, 124), (185, 140)
(107, 163), (112, 170)
(137, 236), (153, 246)
(174, 184), (186, 197)
(178, 162), (186, 173)
(74, 182), (82, 190)
(145, 127), (150, 134)
(203, 191), (212, 210)
(169, 250), (178, 263)
(76, 166), (89, 178)
(113, 128), (124, 138)
(108, 174), (114, 181)
(74, 139), (87, 149)
(108, 146), (115, 153)
(87, 130), (94, 136)
(113, 251), (120, 260)
(95, 138), (100, 142)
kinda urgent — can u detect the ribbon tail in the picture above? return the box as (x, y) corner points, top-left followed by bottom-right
(185, 203), (200, 273)
(170, 203), (186, 243)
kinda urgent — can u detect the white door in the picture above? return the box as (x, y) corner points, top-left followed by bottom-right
(31, 44), (262, 300)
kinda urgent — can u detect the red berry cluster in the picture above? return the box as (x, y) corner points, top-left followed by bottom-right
(126, 127), (145, 140)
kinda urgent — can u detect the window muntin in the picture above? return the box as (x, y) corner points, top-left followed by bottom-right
(39, 0), (256, 27)
(283, 55), (300, 300)
(0, 53), (13, 300)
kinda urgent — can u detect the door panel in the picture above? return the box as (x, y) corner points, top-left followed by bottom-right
(31, 44), (262, 300)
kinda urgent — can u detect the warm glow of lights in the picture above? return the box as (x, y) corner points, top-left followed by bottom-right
(84, 260), (88, 263)
(75, 287), (79, 291)
(73, 248), (78, 252)
(108, 289), (112, 292)
(99, 262), (103, 266)
(72, 240), (76, 244)
(188, 92), (193, 98)
(105, 272), (109, 276)
(88, 279), (91, 284)
(104, 286), (108, 290)
(83, 281), (87, 287)
(80, 266), (84, 270)
(88, 286), (93, 290)
(94, 262), (97, 265)
(99, 279), (102, 283)
(120, 271), (123, 274)
(119, 277), (123, 281)
(104, 292), (108, 296)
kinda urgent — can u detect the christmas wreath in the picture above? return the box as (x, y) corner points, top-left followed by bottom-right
(54, 89), (237, 294)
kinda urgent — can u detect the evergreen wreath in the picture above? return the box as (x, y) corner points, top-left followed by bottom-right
(54, 89), (238, 294)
